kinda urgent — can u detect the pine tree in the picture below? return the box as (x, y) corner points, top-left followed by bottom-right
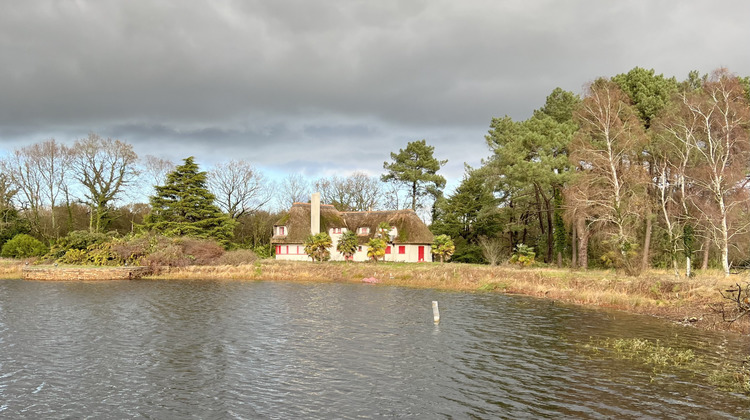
(382, 139), (447, 211)
(144, 157), (235, 244)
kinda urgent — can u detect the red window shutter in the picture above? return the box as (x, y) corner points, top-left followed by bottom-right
(385, 246), (391, 254)
(275, 246), (281, 255)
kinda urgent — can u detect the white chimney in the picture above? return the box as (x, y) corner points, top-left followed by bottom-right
(311, 192), (321, 235)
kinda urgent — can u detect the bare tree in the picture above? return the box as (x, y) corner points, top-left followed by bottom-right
(31, 139), (72, 238)
(478, 235), (506, 266)
(208, 160), (272, 219)
(277, 173), (310, 209)
(5, 148), (43, 231)
(0, 170), (19, 218)
(668, 69), (750, 276)
(653, 95), (702, 277)
(315, 172), (382, 211)
(142, 155), (175, 194)
(71, 133), (139, 232)
(568, 78), (648, 274)
(349, 172), (382, 211)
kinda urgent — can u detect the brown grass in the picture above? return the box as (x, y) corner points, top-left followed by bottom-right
(146, 260), (749, 334)
(0, 258), (25, 279)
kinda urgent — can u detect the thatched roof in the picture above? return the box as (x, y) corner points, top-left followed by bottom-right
(272, 203), (433, 245)
(272, 202), (344, 244)
(342, 210), (434, 244)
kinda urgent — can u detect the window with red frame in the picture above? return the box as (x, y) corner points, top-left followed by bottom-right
(385, 246), (391, 254)
(398, 246), (405, 254)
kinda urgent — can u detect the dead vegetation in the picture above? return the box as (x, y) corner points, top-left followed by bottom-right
(0, 258), (25, 279)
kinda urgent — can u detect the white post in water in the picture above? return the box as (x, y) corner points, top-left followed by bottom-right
(432, 301), (440, 324)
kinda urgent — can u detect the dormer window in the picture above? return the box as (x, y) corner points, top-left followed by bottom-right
(332, 227), (344, 234)
(275, 226), (287, 236)
(357, 227), (370, 235)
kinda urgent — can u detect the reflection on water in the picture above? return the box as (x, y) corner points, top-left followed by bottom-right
(0, 279), (747, 419)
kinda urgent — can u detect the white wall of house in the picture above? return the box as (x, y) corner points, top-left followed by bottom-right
(383, 244), (432, 263)
(274, 244), (310, 261)
(274, 227), (431, 263)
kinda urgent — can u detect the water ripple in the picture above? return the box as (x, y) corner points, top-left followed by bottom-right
(0, 279), (748, 419)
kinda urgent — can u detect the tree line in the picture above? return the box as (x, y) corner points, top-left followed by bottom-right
(1, 66), (749, 276)
(432, 67), (750, 276)
(0, 133), (446, 255)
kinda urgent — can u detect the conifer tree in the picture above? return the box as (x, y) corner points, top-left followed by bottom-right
(144, 157), (235, 244)
(382, 139), (447, 211)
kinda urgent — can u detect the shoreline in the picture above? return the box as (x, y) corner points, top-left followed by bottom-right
(146, 260), (750, 335)
(3, 259), (748, 334)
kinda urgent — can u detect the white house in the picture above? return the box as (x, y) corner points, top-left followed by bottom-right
(272, 193), (433, 262)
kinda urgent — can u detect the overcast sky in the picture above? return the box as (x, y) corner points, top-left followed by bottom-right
(1, 0), (749, 192)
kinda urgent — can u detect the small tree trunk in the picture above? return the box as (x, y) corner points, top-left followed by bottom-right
(641, 213), (652, 271)
(571, 221), (577, 268)
(576, 217), (589, 269)
(701, 236), (710, 271)
(685, 256), (692, 278)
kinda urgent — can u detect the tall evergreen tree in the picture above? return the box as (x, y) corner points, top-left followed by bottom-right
(484, 88), (578, 262)
(382, 139), (447, 212)
(144, 157), (235, 244)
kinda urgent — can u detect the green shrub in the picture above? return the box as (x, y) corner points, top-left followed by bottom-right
(509, 243), (535, 267)
(252, 244), (272, 259)
(0, 234), (48, 258)
(49, 230), (114, 259)
(110, 235), (153, 264)
(59, 248), (88, 265)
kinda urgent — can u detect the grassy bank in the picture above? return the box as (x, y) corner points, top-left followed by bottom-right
(0, 258), (25, 279)
(146, 260), (750, 334)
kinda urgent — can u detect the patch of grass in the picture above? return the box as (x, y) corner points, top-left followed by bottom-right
(584, 337), (749, 395)
(708, 357), (750, 394)
(478, 282), (507, 292)
(0, 258), (24, 279)
(601, 337), (696, 368)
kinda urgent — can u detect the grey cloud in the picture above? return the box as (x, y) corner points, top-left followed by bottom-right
(1, 0), (749, 193)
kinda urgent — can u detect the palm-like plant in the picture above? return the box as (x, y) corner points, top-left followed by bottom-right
(431, 234), (455, 263)
(367, 238), (387, 263)
(304, 232), (332, 262)
(336, 230), (358, 261)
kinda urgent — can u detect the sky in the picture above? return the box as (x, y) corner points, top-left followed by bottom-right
(1, 0), (749, 194)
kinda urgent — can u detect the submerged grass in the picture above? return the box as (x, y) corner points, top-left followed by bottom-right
(584, 337), (750, 395)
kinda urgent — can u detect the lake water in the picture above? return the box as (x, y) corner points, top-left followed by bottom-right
(0, 279), (748, 419)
